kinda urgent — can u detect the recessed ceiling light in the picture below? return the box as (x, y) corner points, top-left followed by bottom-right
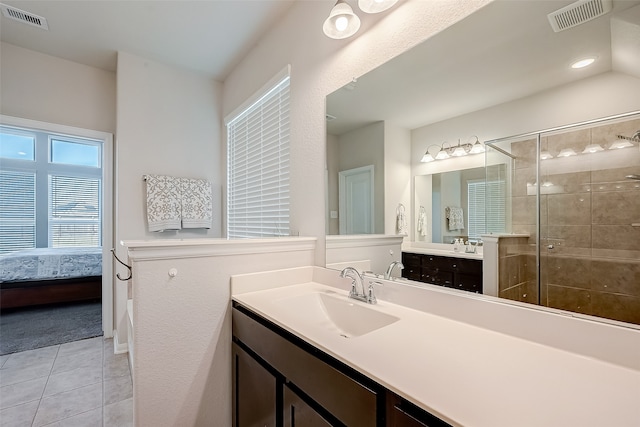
(571, 58), (595, 69)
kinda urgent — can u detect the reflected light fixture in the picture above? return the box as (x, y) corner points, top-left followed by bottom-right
(609, 139), (633, 149)
(571, 57), (595, 69)
(323, 0), (361, 39)
(540, 150), (553, 160)
(358, 0), (398, 14)
(557, 148), (577, 157)
(582, 143), (604, 153)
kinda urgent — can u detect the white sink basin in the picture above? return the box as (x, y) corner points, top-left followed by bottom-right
(277, 291), (399, 338)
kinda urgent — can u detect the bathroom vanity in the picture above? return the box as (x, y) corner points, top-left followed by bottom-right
(401, 250), (482, 293)
(233, 303), (447, 426)
(231, 266), (640, 427)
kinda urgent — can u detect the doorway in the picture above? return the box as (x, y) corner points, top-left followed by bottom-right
(339, 165), (375, 234)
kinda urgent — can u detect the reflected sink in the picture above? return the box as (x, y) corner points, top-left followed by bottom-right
(277, 291), (400, 338)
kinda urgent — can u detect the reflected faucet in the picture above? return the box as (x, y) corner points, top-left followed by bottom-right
(340, 267), (376, 304)
(384, 261), (404, 280)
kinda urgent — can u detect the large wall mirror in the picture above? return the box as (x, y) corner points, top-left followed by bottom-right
(325, 0), (640, 326)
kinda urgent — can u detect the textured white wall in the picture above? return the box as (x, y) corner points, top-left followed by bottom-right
(223, 0), (494, 267)
(114, 52), (223, 346)
(0, 42), (115, 135)
(130, 242), (315, 426)
(384, 122), (412, 236)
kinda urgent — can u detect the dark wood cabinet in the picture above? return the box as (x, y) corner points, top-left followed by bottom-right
(283, 385), (332, 427)
(402, 252), (482, 294)
(233, 303), (452, 427)
(233, 342), (278, 427)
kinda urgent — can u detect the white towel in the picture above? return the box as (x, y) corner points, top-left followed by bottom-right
(396, 204), (406, 235)
(145, 175), (182, 232)
(445, 206), (465, 231)
(181, 178), (212, 229)
(417, 207), (427, 237)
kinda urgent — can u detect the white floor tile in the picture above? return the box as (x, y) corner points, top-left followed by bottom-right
(33, 382), (102, 427)
(43, 365), (103, 397)
(0, 376), (47, 410)
(0, 400), (39, 427)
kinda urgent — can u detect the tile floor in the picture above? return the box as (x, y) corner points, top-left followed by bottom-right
(0, 337), (132, 427)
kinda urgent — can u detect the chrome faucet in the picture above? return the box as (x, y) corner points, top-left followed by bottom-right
(384, 261), (404, 280)
(340, 267), (376, 304)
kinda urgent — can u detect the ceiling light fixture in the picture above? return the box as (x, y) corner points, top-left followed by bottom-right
(571, 57), (595, 69)
(609, 139), (633, 149)
(323, 0), (361, 39)
(358, 0), (398, 14)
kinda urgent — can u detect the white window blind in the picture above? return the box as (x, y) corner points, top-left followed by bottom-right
(468, 179), (506, 239)
(0, 125), (102, 254)
(0, 170), (36, 254)
(227, 74), (290, 238)
(49, 175), (101, 247)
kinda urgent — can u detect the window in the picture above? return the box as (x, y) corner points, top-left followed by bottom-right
(226, 70), (290, 238)
(0, 127), (102, 254)
(467, 179), (505, 240)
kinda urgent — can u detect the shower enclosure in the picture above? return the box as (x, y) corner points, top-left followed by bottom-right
(485, 111), (640, 326)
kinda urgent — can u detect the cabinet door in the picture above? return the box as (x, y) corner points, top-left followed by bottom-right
(386, 393), (451, 427)
(233, 343), (277, 427)
(284, 385), (332, 427)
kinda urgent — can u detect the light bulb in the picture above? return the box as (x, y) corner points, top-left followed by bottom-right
(335, 16), (348, 31)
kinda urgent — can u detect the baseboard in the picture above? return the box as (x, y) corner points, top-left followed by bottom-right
(112, 329), (129, 354)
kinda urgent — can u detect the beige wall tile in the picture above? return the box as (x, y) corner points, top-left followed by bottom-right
(592, 190), (640, 225)
(591, 259), (640, 296)
(591, 292), (640, 324)
(543, 256), (591, 289)
(547, 193), (591, 225)
(592, 225), (640, 251)
(546, 285), (592, 316)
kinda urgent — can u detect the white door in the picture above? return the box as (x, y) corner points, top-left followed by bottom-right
(339, 165), (374, 234)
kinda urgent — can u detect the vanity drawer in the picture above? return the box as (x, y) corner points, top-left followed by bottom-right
(454, 273), (482, 293)
(402, 252), (422, 267)
(421, 269), (453, 287)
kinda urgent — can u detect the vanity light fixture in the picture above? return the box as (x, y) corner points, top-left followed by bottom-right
(609, 139), (633, 149)
(469, 137), (486, 154)
(571, 57), (595, 69)
(323, 0), (361, 39)
(582, 143), (604, 153)
(358, 0), (398, 14)
(540, 150), (553, 160)
(557, 148), (577, 157)
(420, 138), (485, 163)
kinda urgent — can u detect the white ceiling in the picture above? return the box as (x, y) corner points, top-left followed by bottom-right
(326, 0), (640, 135)
(0, 0), (299, 80)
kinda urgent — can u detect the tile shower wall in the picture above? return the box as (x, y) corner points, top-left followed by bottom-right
(505, 117), (640, 325)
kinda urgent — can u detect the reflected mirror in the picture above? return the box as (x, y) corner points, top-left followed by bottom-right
(325, 0), (640, 326)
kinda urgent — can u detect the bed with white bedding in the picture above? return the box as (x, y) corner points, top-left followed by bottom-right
(0, 247), (102, 309)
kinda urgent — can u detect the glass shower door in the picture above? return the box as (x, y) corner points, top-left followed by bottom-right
(539, 115), (640, 324)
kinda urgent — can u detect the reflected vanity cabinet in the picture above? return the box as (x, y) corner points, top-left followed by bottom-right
(232, 303), (452, 427)
(401, 252), (482, 294)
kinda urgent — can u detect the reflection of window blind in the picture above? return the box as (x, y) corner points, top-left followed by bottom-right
(49, 175), (101, 247)
(226, 74), (290, 239)
(468, 179), (505, 239)
(0, 171), (36, 254)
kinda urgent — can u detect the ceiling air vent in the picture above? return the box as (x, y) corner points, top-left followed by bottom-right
(547, 0), (612, 32)
(0, 3), (49, 30)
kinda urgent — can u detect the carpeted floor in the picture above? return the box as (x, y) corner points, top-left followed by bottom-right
(0, 301), (103, 355)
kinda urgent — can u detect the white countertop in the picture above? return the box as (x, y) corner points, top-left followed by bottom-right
(403, 246), (483, 260)
(232, 267), (640, 427)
